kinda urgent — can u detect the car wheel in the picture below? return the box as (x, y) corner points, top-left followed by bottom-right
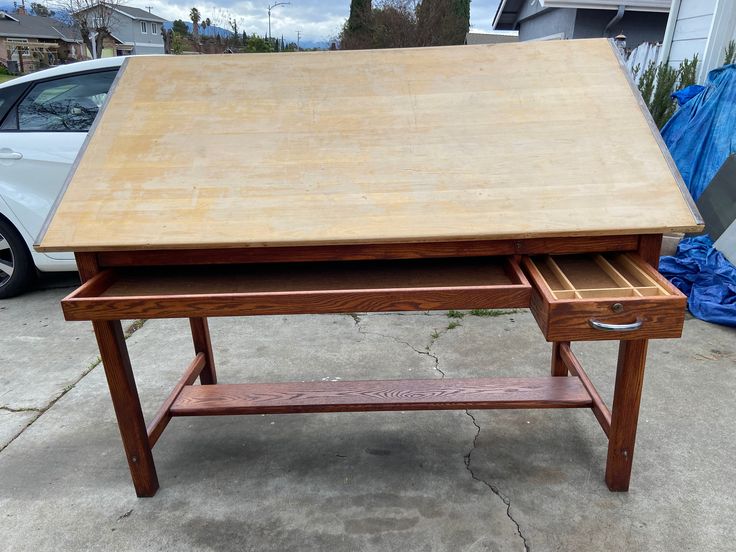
(0, 218), (35, 299)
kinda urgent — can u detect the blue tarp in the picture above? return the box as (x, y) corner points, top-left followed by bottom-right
(671, 84), (705, 106)
(659, 236), (736, 327)
(657, 64), (736, 327)
(661, 64), (736, 202)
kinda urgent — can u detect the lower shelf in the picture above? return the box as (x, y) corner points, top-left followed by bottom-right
(169, 377), (593, 416)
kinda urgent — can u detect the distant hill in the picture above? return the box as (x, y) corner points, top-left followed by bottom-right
(297, 40), (330, 50)
(163, 21), (328, 49)
(162, 21), (232, 38)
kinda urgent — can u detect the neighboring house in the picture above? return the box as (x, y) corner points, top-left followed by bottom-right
(0, 8), (85, 73)
(493, 0), (670, 49)
(76, 4), (165, 57)
(465, 31), (519, 45)
(659, 0), (736, 83)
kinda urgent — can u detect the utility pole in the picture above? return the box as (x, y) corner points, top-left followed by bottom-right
(296, 30), (301, 51)
(267, 2), (290, 41)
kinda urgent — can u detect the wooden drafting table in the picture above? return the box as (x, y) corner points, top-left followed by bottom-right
(37, 39), (703, 497)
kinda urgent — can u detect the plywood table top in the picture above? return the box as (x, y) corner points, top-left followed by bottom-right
(37, 39), (702, 252)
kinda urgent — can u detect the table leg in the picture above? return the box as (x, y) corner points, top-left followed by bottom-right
(189, 317), (217, 384)
(605, 338), (648, 491)
(93, 319), (159, 497)
(551, 341), (569, 376)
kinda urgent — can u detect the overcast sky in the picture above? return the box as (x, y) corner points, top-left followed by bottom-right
(142, 0), (502, 44)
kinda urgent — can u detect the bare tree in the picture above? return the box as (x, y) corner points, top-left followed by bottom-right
(55, 0), (124, 58)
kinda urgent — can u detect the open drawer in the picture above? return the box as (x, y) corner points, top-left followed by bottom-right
(522, 253), (686, 341)
(62, 256), (531, 321)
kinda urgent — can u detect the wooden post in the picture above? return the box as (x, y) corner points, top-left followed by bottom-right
(93, 320), (160, 497)
(76, 253), (159, 497)
(638, 234), (663, 267)
(551, 341), (569, 376)
(189, 317), (217, 385)
(605, 338), (648, 491)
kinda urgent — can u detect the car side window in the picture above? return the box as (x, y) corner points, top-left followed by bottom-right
(4, 70), (117, 132)
(0, 83), (28, 126)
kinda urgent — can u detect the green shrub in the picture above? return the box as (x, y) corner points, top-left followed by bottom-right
(725, 40), (736, 65)
(636, 55), (698, 128)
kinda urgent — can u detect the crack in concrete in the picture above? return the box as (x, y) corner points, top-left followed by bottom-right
(0, 319), (147, 454)
(464, 410), (530, 552)
(348, 313), (527, 549)
(0, 405), (43, 413)
(349, 314), (445, 378)
(116, 508), (133, 521)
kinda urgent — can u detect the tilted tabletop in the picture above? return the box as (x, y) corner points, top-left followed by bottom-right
(36, 38), (702, 253)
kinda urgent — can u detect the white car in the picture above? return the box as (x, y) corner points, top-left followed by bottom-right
(0, 56), (124, 298)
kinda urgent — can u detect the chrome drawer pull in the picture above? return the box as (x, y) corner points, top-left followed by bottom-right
(588, 318), (643, 331)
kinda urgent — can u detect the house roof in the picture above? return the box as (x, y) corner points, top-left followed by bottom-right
(0, 11), (82, 42)
(73, 4), (165, 23)
(493, 0), (670, 30)
(112, 6), (165, 23)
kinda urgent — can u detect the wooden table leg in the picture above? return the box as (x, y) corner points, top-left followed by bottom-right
(551, 341), (569, 376)
(189, 317), (217, 384)
(605, 338), (649, 491)
(93, 319), (159, 497)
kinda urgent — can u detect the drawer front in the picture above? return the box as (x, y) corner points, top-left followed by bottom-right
(524, 253), (686, 341)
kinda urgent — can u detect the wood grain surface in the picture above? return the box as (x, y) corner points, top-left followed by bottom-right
(61, 257), (532, 320)
(37, 39), (701, 252)
(523, 253), (686, 341)
(169, 377), (594, 415)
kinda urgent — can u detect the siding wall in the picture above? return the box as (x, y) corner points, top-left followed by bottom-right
(668, 0), (716, 65)
(518, 8), (577, 41)
(109, 12), (164, 53)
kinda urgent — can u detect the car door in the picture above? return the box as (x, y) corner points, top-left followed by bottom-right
(0, 69), (118, 260)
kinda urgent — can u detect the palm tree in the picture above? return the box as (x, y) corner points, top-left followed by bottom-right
(190, 7), (201, 38)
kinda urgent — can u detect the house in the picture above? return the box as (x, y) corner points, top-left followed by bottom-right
(659, 0), (736, 83)
(492, 0), (670, 49)
(75, 4), (165, 57)
(0, 8), (85, 73)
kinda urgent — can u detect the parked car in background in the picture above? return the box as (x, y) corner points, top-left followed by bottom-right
(0, 56), (124, 298)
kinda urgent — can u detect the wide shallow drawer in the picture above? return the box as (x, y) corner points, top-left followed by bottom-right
(522, 253), (686, 341)
(62, 256), (531, 320)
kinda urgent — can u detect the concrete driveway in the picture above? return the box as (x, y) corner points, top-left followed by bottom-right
(1, 285), (734, 551)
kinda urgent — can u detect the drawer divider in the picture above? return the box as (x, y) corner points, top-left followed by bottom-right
(544, 256), (578, 299)
(593, 254), (637, 290)
(613, 254), (669, 295)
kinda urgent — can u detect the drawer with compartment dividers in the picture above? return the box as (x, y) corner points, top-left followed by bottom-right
(522, 253), (686, 341)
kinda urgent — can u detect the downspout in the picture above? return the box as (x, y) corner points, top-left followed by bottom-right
(604, 4), (626, 37)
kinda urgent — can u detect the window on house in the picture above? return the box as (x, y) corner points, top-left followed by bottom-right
(140, 21), (147, 33)
(151, 22), (158, 35)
